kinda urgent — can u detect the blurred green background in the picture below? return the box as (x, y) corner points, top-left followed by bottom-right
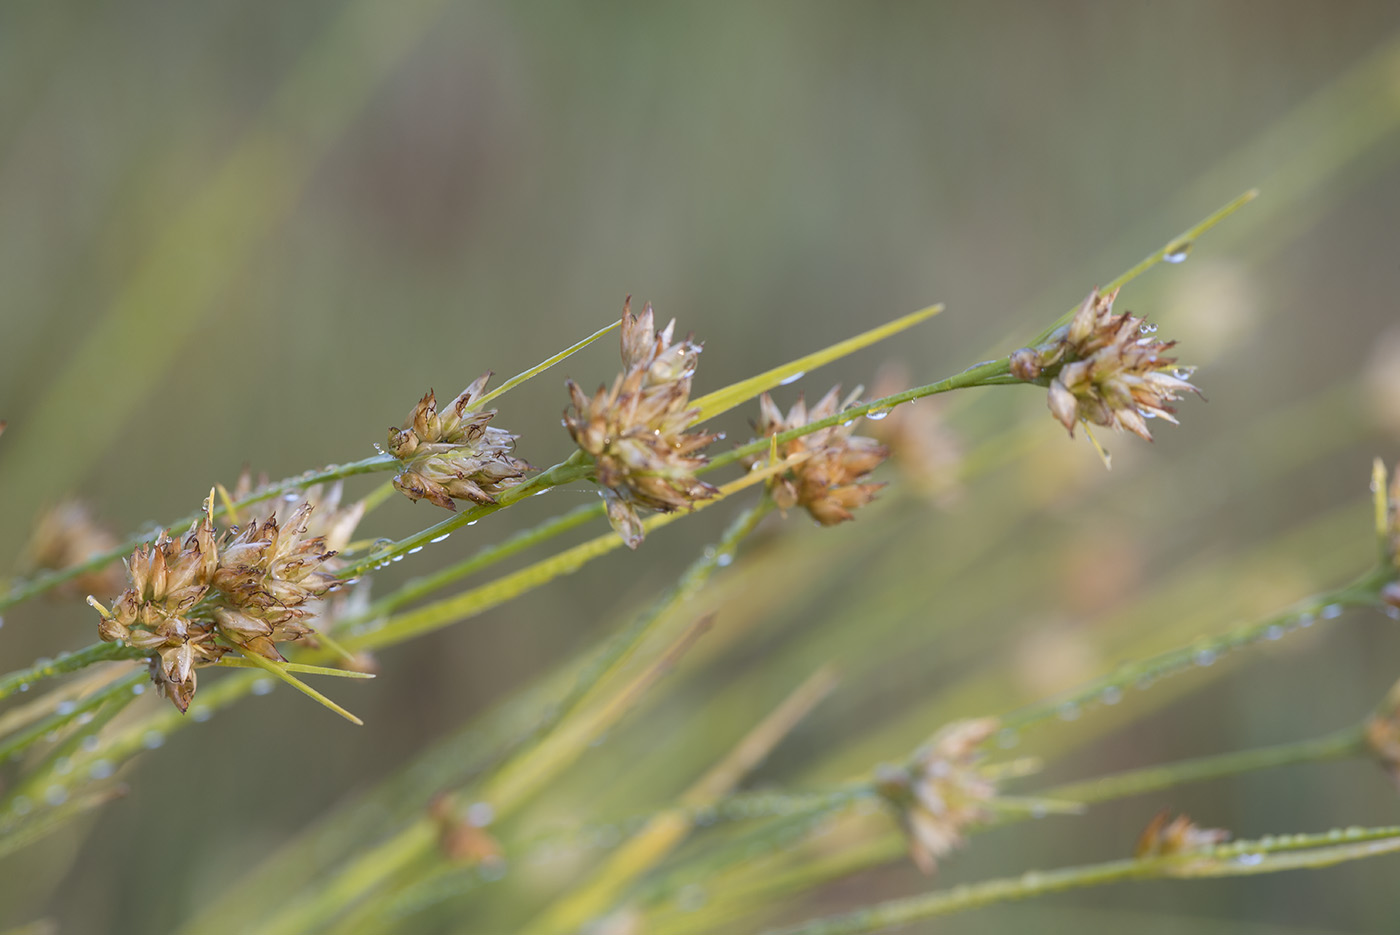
(3, 2), (1400, 932)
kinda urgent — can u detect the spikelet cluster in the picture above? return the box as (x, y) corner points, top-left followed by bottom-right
(91, 490), (357, 712)
(875, 718), (1000, 874)
(564, 299), (717, 548)
(388, 373), (530, 511)
(1135, 810), (1230, 858)
(1010, 287), (1199, 441)
(751, 386), (889, 525)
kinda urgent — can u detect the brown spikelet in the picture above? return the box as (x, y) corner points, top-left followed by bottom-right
(564, 298), (717, 548)
(876, 718), (1000, 874)
(749, 385), (889, 525)
(388, 374), (530, 511)
(1012, 288), (1200, 442)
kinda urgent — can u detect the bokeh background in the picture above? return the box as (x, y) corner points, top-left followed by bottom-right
(3, 2), (1400, 932)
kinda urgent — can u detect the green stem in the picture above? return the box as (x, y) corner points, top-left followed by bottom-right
(759, 825), (1400, 935)
(705, 359), (1013, 473)
(0, 454), (397, 612)
(1044, 725), (1367, 805)
(0, 642), (141, 702)
(0, 669), (144, 766)
(337, 453), (592, 579)
(352, 501), (605, 621)
(999, 566), (1392, 732)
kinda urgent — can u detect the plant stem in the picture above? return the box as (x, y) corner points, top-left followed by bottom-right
(0, 454), (397, 612)
(0, 642), (141, 702)
(1044, 725), (1367, 804)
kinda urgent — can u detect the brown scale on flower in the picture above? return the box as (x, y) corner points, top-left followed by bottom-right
(750, 386), (889, 525)
(1135, 810), (1230, 858)
(89, 505), (224, 713)
(875, 717), (1000, 874)
(21, 500), (125, 598)
(388, 373), (531, 511)
(1011, 287), (1200, 443)
(564, 298), (717, 548)
(90, 491), (351, 712)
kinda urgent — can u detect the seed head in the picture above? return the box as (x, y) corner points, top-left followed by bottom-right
(564, 298), (717, 548)
(92, 507), (224, 712)
(389, 373), (530, 511)
(875, 717), (1000, 874)
(750, 386), (888, 525)
(91, 489), (360, 712)
(1135, 810), (1230, 858)
(1015, 288), (1199, 442)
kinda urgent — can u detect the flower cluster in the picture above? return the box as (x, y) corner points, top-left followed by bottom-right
(388, 373), (531, 511)
(1135, 810), (1230, 858)
(564, 299), (717, 548)
(1011, 287), (1199, 441)
(875, 718), (1000, 874)
(90, 491), (354, 712)
(751, 386), (889, 525)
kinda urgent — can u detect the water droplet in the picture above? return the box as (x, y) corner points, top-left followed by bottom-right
(407, 546), (424, 555)
(996, 729), (1019, 749)
(18, 683), (29, 693)
(467, 520), (478, 526)
(715, 432), (726, 441)
(1344, 826), (1366, 839)
(1138, 322), (1159, 336)
(1327, 828), (1344, 841)
(1057, 702), (1080, 721)
(56, 701), (76, 717)
(1235, 852), (1264, 866)
(391, 555), (404, 563)
(1194, 648), (1219, 667)
(11, 796), (32, 816)
(1386, 606), (1400, 621)
(778, 370), (806, 387)
(467, 801), (495, 827)
(192, 707), (213, 723)
(1020, 871), (1044, 888)
(141, 731), (165, 750)
(1266, 625), (1285, 640)
(130, 683), (145, 696)
(430, 533), (451, 543)
(76, 712), (94, 726)
(1321, 603), (1344, 620)
(1099, 686), (1123, 706)
(89, 760), (115, 781)
(44, 785), (68, 807)
(1163, 241), (1192, 264)
(373, 443), (385, 453)
(251, 678), (275, 696)
(865, 407), (891, 421)
(54, 757), (73, 776)
(81, 735), (100, 753)
(284, 493), (299, 503)
(1298, 612), (1315, 628)
(1173, 366), (1197, 380)
(716, 553), (733, 567)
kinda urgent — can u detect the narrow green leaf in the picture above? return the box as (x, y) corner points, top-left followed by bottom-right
(214, 658), (375, 679)
(689, 304), (943, 423)
(234, 652), (364, 725)
(470, 318), (622, 411)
